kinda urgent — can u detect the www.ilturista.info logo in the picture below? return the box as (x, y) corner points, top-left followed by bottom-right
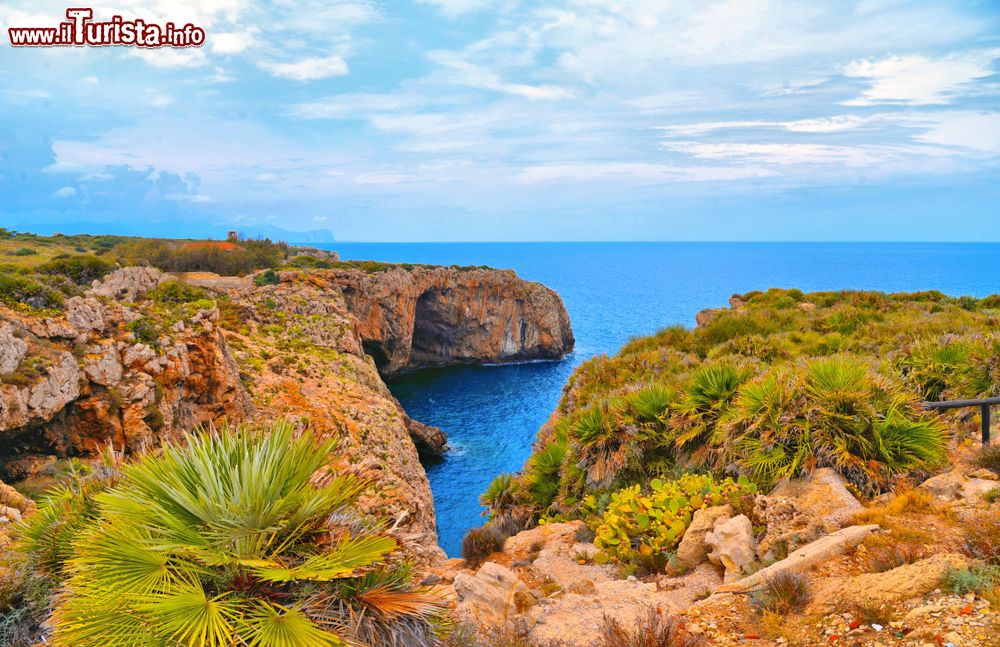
(8, 8), (205, 48)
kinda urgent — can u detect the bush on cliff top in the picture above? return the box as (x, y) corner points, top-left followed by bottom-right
(36, 422), (443, 647)
(490, 288), (972, 536)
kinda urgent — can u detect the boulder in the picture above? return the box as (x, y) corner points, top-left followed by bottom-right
(768, 467), (862, 530)
(719, 525), (879, 592)
(454, 562), (537, 625)
(705, 514), (756, 583)
(83, 342), (123, 387)
(807, 553), (971, 612)
(677, 504), (733, 569)
(920, 469), (998, 503)
(89, 266), (167, 302)
(752, 495), (827, 562)
(0, 322), (28, 374)
(65, 296), (106, 337)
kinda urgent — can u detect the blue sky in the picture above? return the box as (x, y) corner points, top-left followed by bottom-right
(1, 0), (999, 241)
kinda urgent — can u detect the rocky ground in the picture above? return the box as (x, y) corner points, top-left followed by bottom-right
(434, 445), (1000, 646)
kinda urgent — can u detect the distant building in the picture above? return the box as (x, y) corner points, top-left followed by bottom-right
(227, 230), (239, 242)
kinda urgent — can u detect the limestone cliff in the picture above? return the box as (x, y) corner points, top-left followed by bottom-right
(0, 268), (252, 481)
(328, 266), (575, 376)
(0, 262), (572, 565)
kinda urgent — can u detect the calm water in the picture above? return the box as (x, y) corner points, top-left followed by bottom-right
(321, 243), (1000, 555)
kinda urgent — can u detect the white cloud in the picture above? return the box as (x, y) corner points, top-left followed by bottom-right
(150, 94), (173, 108)
(210, 29), (256, 54)
(843, 50), (1000, 106)
(418, 0), (495, 18)
(658, 116), (871, 137)
(129, 47), (207, 69)
(911, 112), (1000, 154)
(429, 55), (572, 100)
(54, 186), (77, 197)
(660, 141), (956, 169)
(258, 55), (349, 81)
(517, 162), (776, 184)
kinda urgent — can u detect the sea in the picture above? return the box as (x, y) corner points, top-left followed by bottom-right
(318, 242), (1000, 556)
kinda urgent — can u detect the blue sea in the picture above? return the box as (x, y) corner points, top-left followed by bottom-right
(321, 243), (1000, 555)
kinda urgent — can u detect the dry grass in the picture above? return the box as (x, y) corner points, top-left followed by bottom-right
(601, 607), (706, 647)
(749, 572), (810, 615)
(858, 536), (926, 573)
(849, 488), (954, 545)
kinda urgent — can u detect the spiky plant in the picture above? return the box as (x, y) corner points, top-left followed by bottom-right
(625, 383), (674, 426)
(525, 436), (568, 509)
(50, 422), (444, 647)
(671, 362), (751, 461)
(571, 400), (638, 487)
(20, 443), (125, 579)
(481, 474), (533, 536)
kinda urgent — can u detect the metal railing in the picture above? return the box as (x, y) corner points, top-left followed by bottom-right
(923, 396), (1000, 444)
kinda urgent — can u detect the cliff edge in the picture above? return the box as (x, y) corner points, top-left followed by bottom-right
(329, 266), (575, 376)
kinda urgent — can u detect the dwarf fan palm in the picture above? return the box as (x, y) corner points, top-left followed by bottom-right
(50, 422), (444, 647)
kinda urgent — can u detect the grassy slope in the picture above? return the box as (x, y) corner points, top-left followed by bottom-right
(486, 288), (1000, 535)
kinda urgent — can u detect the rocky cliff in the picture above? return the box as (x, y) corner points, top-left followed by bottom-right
(0, 262), (573, 565)
(0, 269), (252, 481)
(328, 266), (575, 376)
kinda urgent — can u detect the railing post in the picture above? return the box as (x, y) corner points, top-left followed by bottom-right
(983, 403), (992, 445)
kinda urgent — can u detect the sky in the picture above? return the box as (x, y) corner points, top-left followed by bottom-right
(1, 0), (999, 242)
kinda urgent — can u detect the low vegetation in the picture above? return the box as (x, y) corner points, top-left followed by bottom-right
(477, 289), (1000, 569)
(4, 422), (445, 647)
(749, 573), (810, 615)
(589, 474), (756, 572)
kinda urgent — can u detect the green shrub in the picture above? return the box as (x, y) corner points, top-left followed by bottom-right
(127, 317), (158, 345)
(974, 445), (1000, 474)
(36, 254), (113, 285)
(462, 526), (504, 568)
(145, 280), (209, 305)
(0, 271), (65, 310)
(284, 254), (332, 269)
(48, 422), (443, 647)
(114, 238), (285, 276)
(254, 268), (280, 287)
(9, 247), (37, 257)
(590, 474), (756, 570)
(944, 566), (1000, 595)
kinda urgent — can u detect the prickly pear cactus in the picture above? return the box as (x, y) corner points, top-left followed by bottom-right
(591, 474), (756, 568)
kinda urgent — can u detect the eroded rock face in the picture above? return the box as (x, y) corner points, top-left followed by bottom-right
(88, 266), (167, 301)
(329, 266), (575, 376)
(0, 270), (253, 480)
(454, 562), (537, 625)
(705, 514), (756, 583)
(767, 467), (863, 531)
(0, 323), (28, 374)
(807, 553), (971, 613)
(920, 468), (998, 503)
(720, 525), (879, 592)
(677, 504), (733, 570)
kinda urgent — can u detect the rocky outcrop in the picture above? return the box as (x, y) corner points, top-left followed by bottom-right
(224, 272), (446, 563)
(705, 514), (756, 583)
(1, 262), (573, 565)
(0, 269), (253, 481)
(677, 504), (733, 570)
(767, 467), (863, 530)
(920, 468), (998, 503)
(454, 562), (537, 625)
(328, 266), (575, 376)
(807, 552), (971, 613)
(719, 524), (879, 593)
